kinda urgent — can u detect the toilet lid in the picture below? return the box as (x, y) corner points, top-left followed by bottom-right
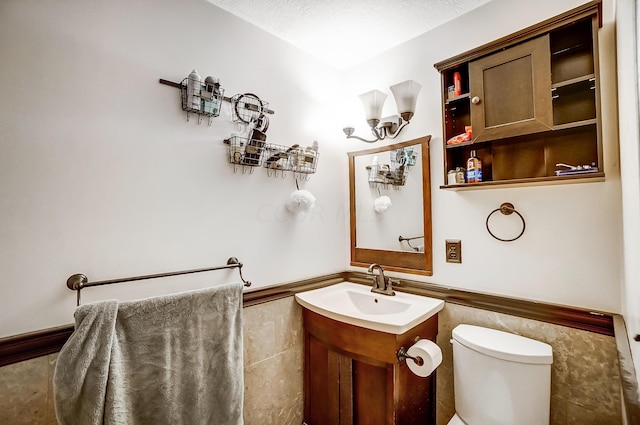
(452, 324), (553, 364)
(447, 413), (467, 425)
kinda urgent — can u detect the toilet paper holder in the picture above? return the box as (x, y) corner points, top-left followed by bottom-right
(397, 346), (424, 366)
(397, 337), (424, 366)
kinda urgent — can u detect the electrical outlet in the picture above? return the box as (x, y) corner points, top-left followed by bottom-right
(446, 240), (462, 263)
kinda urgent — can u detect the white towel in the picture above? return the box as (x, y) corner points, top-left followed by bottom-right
(54, 283), (244, 425)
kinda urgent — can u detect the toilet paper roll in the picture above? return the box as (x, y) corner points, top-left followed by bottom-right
(406, 339), (442, 377)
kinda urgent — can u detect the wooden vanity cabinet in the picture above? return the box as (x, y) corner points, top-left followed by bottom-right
(302, 308), (438, 425)
(436, 1), (603, 188)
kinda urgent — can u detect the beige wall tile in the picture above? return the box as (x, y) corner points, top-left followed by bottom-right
(244, 348), (304, 425)
(243, 297), (304, 425)
(0, 355), (50, 425)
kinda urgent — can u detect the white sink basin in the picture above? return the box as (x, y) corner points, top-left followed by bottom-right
(295, 282), (445, 334)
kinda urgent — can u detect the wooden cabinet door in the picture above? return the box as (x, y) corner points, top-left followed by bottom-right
(470, 35), (553, 142)
(306, 335), (341, 425)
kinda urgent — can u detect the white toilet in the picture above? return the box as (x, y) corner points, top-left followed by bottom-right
(447, 324), (553, 425)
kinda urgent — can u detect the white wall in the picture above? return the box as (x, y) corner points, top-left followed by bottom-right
(344, 0), (622, 313)
(0, 0), (624, 339)
(0, 0), (348, 338)
(616, 0), (640, 379)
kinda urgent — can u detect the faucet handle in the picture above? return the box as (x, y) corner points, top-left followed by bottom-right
(388, 277), (400, 287)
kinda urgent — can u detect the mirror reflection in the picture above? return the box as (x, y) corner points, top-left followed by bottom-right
(348, 135), (433, 275)
(354, 145), (424, 252)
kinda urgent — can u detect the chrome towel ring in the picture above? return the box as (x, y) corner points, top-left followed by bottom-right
(486, 202), (526, 242)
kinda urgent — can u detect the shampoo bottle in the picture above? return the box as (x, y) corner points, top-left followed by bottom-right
(466, 150), (482, 183)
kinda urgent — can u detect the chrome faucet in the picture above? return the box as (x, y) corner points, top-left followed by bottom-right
(367, 263), (396, 296)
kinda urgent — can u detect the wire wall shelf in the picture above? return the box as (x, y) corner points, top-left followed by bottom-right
(224, 137), (319, 178)
(179, 78), (225, 125)
(366, 146), (416, 189)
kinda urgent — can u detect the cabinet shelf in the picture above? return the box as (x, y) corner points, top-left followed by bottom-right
(551, 42), (591, 57)
(552, 73), (596, 89)
(445, 93), (470, 104)
(445, 140), (474, 150)
(440, 171), (605, 190)
(553, 118), (597, 131)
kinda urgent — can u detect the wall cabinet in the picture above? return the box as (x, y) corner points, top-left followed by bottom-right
(302, 308), (438, 425)
(435, 1), (603, 188)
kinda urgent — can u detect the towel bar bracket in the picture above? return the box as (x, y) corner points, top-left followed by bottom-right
(66, 257), (252, 306)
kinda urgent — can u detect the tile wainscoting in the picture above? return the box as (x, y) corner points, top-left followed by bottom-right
(0, 272), (632, 424)
(436, 303), (621, 425)
(0, 297), (305, 425)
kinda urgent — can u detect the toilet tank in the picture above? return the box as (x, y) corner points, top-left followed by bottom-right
(452, 324), (553, 425)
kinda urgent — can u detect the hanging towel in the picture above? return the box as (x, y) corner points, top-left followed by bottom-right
(54, 282), (244, 425)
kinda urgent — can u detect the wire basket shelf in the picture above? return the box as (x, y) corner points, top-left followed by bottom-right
(225, 137), (319, 176)
(366, 146), (416, 189)
(180, 78), (224, 123)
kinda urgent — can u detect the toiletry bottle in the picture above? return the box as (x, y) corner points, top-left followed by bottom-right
(303, 141), (319, 171)
(466, 150), (482, 183)
(369, 156), (379, 182)
(187, 68), (201, 111)
(453, 71), (462, 96)
(203, 76), (215, 114)
(448, 170), (457, 185)
(213, 78), (222, 115)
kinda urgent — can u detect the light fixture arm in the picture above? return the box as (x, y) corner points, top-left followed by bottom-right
(343, 129), (379, 143)
(343, 117), (411, 143)
(383, 119), (410, 140)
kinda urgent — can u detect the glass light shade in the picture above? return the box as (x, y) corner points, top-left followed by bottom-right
(390, 80), (422, 116)
(359, 90), (387, 122)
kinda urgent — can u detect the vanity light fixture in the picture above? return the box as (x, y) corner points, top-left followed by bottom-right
(343, 80), (422, 143)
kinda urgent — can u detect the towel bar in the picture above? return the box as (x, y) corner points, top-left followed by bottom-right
(66, 257), (251, 306)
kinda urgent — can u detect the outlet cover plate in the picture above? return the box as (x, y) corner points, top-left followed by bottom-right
(446, 239), (462, 263)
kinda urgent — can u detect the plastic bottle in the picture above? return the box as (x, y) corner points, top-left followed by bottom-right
(202, 76), (215, 114)
(213, 78), (222, 115)
(453, 71), (462, 96)
(187, 68), (201, 111)
(466, 150), (482, 183)
(369, 156), (379, 182)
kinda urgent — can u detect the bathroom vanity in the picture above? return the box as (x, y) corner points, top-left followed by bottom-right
(302, 308), (438, 425)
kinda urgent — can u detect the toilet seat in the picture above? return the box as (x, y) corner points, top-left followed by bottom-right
(447, 413), (467, 425)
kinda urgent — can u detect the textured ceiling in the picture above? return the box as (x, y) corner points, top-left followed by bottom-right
(207, 0), (492, 69)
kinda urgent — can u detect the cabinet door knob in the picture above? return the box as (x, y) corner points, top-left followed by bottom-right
(471, 96), (481, 105)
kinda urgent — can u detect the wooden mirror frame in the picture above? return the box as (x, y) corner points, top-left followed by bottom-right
(348, 135), (433, 275)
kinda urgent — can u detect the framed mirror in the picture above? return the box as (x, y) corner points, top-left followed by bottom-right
(348, 135), (432, 275)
